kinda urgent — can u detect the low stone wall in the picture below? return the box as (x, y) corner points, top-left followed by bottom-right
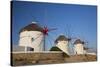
(11, 52), (97, 66)
(11, 51), (65, 66)
(64, 54), (97, 63)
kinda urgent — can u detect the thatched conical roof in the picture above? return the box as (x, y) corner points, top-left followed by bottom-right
(55, 35), (70, 43)
(74, 39), (84, 44)
(19, 23), (43, 33)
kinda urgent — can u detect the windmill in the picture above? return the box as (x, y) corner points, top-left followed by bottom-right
(18, 21), (57, 52)
(64, 24), (91, 55)
(73, 37), (95, 55)
(18, 6), (58, 52)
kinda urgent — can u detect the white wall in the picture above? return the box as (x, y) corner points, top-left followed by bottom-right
(56, 40), (69, 54)
(74, 44), (84, 54)
(19, 31), (44, 52)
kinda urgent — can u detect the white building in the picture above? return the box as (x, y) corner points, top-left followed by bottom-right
(55, 35), (71, 55)
(19, 22), (44, 52)
(74, 39), (84, 55)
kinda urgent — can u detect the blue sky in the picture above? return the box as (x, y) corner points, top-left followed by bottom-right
(12, 1), (97, 51)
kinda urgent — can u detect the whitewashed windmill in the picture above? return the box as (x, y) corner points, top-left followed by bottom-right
(19, 22), (44, 52)
(19, 21), (57, 52)
(73, 39), (85, 54)
(55, 35), (71, 54)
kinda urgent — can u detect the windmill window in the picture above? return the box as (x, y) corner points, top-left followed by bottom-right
(31, 38), (34, 42)
(30, 48), (34, 51)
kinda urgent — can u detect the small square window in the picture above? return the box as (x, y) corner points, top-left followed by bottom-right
(31, 38), (34, 42)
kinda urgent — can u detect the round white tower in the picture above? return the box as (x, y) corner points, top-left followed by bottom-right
(55, 35), (70, 54)
(19, 22), (44, 52)
(74, 39), (84, 55)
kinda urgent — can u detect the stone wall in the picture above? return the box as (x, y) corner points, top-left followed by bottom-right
(11, 52), (97, 66)
(64, 54), (97, 63)
(11, 52), (65, 66)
